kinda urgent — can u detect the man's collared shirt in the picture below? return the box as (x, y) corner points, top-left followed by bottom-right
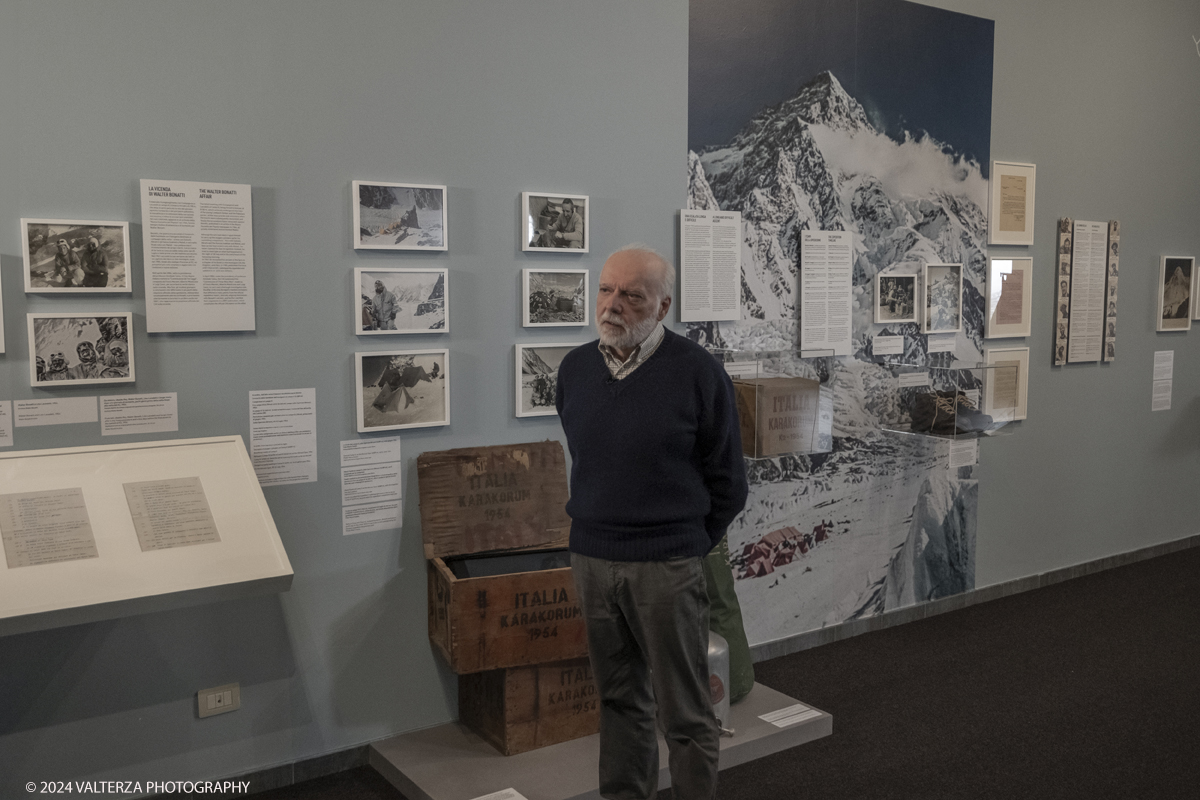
(598, 321), (665, 380)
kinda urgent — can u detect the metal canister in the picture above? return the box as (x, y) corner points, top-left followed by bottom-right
(708, 630), (731, 733)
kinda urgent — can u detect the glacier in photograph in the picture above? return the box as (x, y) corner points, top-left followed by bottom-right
(689, 68), (989, 645)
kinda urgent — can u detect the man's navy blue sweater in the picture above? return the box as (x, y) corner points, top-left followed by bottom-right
(555, 328), (749, 562)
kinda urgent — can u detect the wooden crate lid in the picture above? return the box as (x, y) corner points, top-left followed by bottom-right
(417, 440), (571, 560)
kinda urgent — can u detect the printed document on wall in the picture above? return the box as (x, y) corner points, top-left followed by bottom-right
(800, 231), (852, 356)
(680, 210), (741, 322)
(140, 179), (256, 333)
(1067, 220), (1106, 363)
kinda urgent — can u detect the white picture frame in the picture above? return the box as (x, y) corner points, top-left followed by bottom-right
(21, 218), (132, 293)
(28, 313), (134, 387)
(354, 268), (448, 335)
(874, 273), (918, 324)
(1158, 256), (1193, 332)
(515, 343), (579, 418)
(522, 269), (589, 327)
(352, 181), (447, 251)
(521, 192), (589, 253)
(355, 349), (449, 433)
(985, 257), (1033, 338)
(988, 161), (1036, 246)
(984, 346), (1029, 422)
(924, 263), (963, 334)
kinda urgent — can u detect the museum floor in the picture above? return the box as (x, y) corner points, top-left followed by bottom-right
(211, 545), (1200, 800)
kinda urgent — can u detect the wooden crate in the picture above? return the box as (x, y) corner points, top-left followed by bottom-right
(459, 657), (599, 755)
(419, 440), (588, 674)
(733, 376), (824, 458)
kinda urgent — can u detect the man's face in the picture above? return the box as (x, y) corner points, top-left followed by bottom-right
(561, 200), (573, 217)
(77, 342), (97, 364)
(57, 240), (69, 253)
(375, 281), (384, 294)
(88, 238), (99, 251)
(105, 340), (128, 368)
(595, 251), (671, 353)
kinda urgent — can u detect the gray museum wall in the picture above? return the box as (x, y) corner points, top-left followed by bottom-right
(0, 0), (1198, 786)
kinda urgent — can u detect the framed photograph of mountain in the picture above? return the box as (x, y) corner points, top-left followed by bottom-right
(924, 263), (963, 334)
(355, 268), (448, 335)
(22, 218), (131, 292)
(1157, 256), (1193, 332)
(522, 269), (589, 327)
(353, 181), (446, 250)
(985, 258), (1032, 338)
(515, 343), (579, 418)
(988, 161), (1036, 246)
(522, 193), (589, 252)
(984, 346), (1029, 422)
(355, 349), (449, 433)
(28, 313), (134, 387)
(874, 274), (918, 324)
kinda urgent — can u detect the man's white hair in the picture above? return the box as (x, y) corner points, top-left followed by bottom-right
(611, 243), (676, 301)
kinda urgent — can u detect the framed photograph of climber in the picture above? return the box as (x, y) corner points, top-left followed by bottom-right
(874, 273), (918, 324)
(22, 218), (131, 293)
(522, 192), (589, 253)
(354, 268), (449, 335)
(522, 269), (589, 327)
(924, 263), (963, 334)
(515, 343), (579, 418)
(352, 181), (447, 251)
(28, 313), (135, 387)
(1157, 256), (1193, 332)
(356, 349), (449, 432)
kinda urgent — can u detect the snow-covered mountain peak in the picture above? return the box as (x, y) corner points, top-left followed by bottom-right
(770, 71), (874, 136)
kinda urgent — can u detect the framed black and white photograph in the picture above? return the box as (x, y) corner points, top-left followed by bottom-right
(355, 349), (449, 433)
(522, 269), (589, 327)
(985, 257), (1033, 338)
(988, 161), (1036, 246)
(515, 343), (578, 418)
(924, 263), (963, 334)
(28, 313), (134, 387)
(355, 268), (448, 335)
(352, 181), (446, 251)
(874, 273), (918, 324)
(984, 346), (1029, 422)
(22, 219), (131, 292)
(522, 192), (588, 252)
(1157, 256), (1193, 332)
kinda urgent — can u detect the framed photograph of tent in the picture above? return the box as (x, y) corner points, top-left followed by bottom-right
(22, 218), (132, 293)
(985, 257), (1032, 338)
(1157, 256), (1193, 332)
(28, 313), (134, 387)
(515, 343), (579, 418)
(522, 269), (589, 327)
(352, 181), (447, 251)
(874, 273), (918, 324)
(988, 161), (1036, 246)
(355, 349), (449, 433)
(521, 193), (589, 253)
(355, 268), (448, 335)
(924, 263), (963, 334)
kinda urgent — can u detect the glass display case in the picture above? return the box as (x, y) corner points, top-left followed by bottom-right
(875, 360), (1020, 440)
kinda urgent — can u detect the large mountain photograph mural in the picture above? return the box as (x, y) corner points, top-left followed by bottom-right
(688, 0), (994, 644)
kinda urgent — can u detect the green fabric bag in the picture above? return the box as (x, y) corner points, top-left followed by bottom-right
(704, 535), (755, 703)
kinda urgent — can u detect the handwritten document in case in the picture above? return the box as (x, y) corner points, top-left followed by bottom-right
(0, 488), (99, 568)
(124, 477), (221, 552)
(680, 210), (741, 322)
(800, 231), (853, 356)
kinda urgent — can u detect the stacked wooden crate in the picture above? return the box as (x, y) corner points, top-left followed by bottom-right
(418, 440), (597, 755)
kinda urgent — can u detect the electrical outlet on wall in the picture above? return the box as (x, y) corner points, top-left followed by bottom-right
(197, 682), (240, 719)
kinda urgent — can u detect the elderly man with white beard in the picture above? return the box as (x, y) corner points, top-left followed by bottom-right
(555, 244), (748, 800)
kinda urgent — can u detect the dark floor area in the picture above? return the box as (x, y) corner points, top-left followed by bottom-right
(236, 546), (1200, 799)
